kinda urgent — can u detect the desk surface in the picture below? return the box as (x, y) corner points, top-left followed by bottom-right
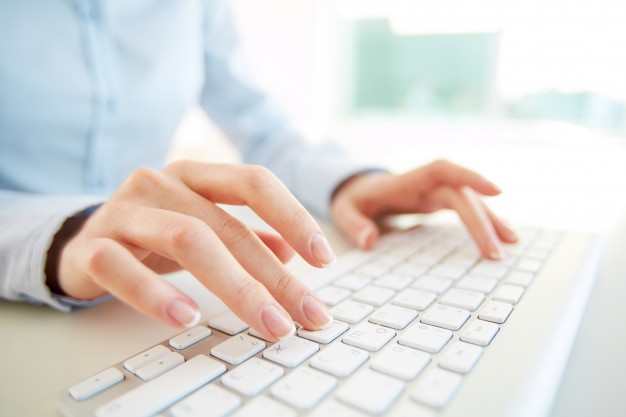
(2, 122), (626, 417)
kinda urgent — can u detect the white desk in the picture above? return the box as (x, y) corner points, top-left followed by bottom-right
(1, 121), (625, 416)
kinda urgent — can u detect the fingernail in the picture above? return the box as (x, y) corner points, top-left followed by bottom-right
(302, 294), (333, 329)
(489, 243), (506, 261)
(504, 224), (519, 242)
(167, 299), (201, 327)
(310, 233), (336, 267)
(357, 227), (374, 248)
(490, 250), (502, 261)
(262, 305), (296, 340)
(488, 181), (502, 193)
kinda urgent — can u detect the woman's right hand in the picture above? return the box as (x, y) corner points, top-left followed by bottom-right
(57, 161), (335, 341)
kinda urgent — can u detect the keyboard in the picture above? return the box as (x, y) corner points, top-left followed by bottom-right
(57, 224), (602, 417)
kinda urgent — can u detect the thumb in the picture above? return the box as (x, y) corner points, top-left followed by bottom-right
(333, 200), (380, 250)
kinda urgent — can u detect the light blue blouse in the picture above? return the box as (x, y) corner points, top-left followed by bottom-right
(0, 0), (366, 309)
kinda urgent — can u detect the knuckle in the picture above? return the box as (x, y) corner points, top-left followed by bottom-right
(219, 215), (253, 246)
(84, 241), (112, 275)
(243, 165), (276, 189)
(163, 159), (190, 176)
(430, 158), (450, 172)
(233, 278), (264, 306)
(123, 167), (165, 195)
(270, 268), (297, 298)
(166, 217), (209, 252)
(286, 207), (310, 229)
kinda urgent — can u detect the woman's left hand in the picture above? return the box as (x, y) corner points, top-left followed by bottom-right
(330, 159), (518, 260)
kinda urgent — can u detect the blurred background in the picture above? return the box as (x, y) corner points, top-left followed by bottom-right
(170, 0), (626, 232)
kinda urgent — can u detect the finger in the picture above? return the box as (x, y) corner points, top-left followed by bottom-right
(480, 202), (519, 244)
(435, 186), (505, 260)
(399, 159), (502, 197)
(331, 197), (380, 250)
(254, 230), (296, 264)
(186, 204), (331, 331)
(127, 177), (333, 332)
(165, 162), (336, 267)
(77, 237), (201, 327)
(111, 206), (300, 340)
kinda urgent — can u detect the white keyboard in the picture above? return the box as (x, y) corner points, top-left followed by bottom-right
(57, 224), (602, 417)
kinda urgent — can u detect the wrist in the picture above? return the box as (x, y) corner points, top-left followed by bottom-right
(45, 204), (101, 296)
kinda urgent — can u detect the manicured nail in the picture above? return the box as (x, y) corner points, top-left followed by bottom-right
(302, 295), (333, 329)
(262, 305), (296, 340)
(504, 223), (519, 242)
(490, 250), (503, 261)
(489, 242), (506, 261)
(357, 227), (374, 248)
(167, 299), (201, 327)
(310, 233), (336, 267)
(488, 181), (502, 193)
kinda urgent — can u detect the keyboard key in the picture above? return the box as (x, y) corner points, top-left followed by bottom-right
(310, 342), (369, 377)
(298, 321), (349, 344)
(392, 288), (436, 311)
(68, 367), (124, 401)
(211, 334), (266, 365)
(439, 341), (482, 374)
(440, 288), (485, 311)
(136, 351), (185, 381)
(169, 326), (212, 350)
(444, 252), (480, 269)
(230, 396), (296, 417)
(170, 384), (241, 417)
(123, 344), (170, 374)
(525, 247), (551, 260)
(409, 251), (446, 267)
(460, 320), (499, 346)
(411, 368), (462, 409)
(421, 304), (470, 331)
(263, 336), (319, 367)
(376, 251), (407, 266)
(368, 304), (418, 329)
(342, 322), (396, 352)
(506, 270), (534, 287)
(330, 300), (374, 324)
(428, 264), (467, 280)
(352, 285), (395, 306)
(398, 323), (452, 353)
(316, 286), (351, 306)
(270, 367), (337, 410)
(479, 300), (513, 324)
(308, 400), (369, 417)
(95, 355), (226, 417)
(515, 258), (543, 273)
(393, 262), (429, 278)
(391, 402), (437, 417)
(334, 273), (371, 291)
(412, 276), (452, 294)
(337, 369), (404, 414)
(493, 284), (525, 304)
(471, 262), (509, 279)
(370, 344), (430, 380)
(208, 311), (249, 335)
(354, 262), (391, 277)
(374, 272), (413, 290)
(222, 358), (284, 396)
(455, 275), (498, 294)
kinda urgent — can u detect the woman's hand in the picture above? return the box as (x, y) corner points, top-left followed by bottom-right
(57, 161), (334, 341)
(330, 160), (518, 259)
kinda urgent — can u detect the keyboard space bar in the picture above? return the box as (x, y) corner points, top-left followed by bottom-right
(95, 355), (226, 417)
